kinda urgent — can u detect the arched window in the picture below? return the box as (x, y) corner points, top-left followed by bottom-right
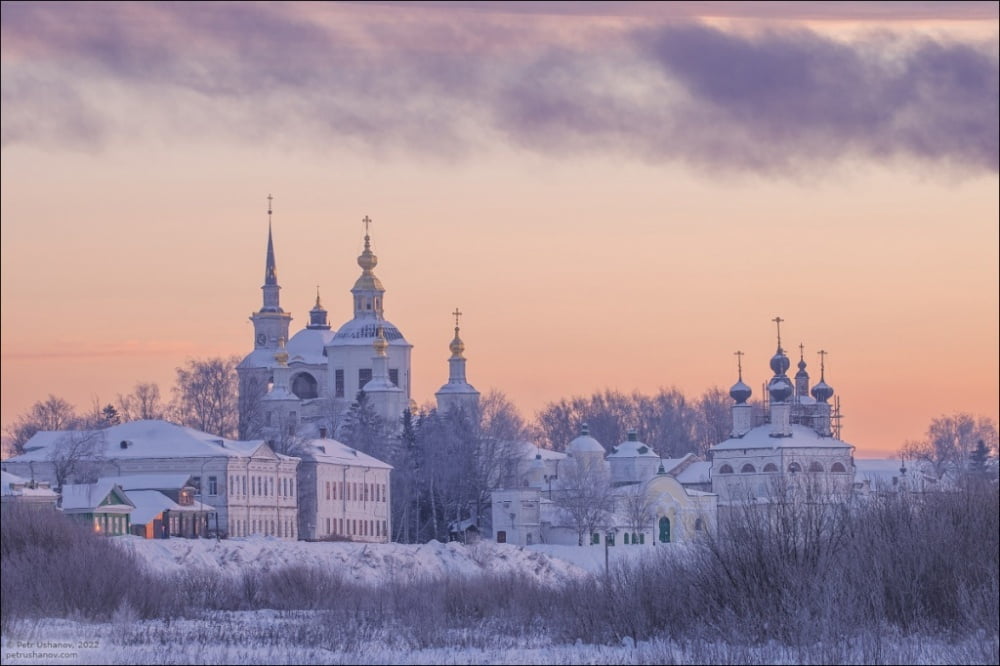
(695, 518), (704, 531)
(788, 462), (802, 473)
(719, 464), (734, 474)
(831, 462), (847, 473)
(741, 463), (756, 473)
(763, 463), (778, 472)
(291, 372), (319, 399)
(624, 533), (630, 545)
(808, 461), (824, 472)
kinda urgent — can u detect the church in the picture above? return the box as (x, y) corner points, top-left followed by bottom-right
(491, 319), (856, 547)
(237, 203), (480, 441)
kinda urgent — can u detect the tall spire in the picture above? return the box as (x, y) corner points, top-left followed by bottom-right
(261, 194), (283, 313)
(307, 286), (330, 330)
(265, 194), (277, 287)
(248, 194), (292, 350)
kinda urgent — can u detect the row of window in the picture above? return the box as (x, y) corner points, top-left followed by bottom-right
(718, 461), (847, 474)
(324, 480), (387, 503)
(334, 368), (400, 398)
(230, 518), (297, 539)
(228, 474), (295, 499)
(324, 517), (388, 538)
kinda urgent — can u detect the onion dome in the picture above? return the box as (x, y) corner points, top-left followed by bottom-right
(769, 349), (791, 375)
(358, 234), (378, 272)
(730, 380), (752, 404)
(795, 358), (808, 379)
(274, 337), (289, 366)
(568, 423), (605, 455)
(811, 380), (834, 403)
(449, 327), (465, 358)
(768, 375), (793, 402)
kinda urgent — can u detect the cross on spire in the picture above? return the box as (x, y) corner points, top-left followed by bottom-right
(734, 350), (744, 380)
(453, 308), (463, 329)
(772, 316), (784, 349)
(267, 194), (273, 217)
(799, 342), (805, 361)
(817, 349), (828, 378)
(362, 215), (372, 238)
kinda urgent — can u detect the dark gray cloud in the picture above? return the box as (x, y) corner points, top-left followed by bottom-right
(2, 2), (996, 173)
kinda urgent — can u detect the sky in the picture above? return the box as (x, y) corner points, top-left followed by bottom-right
(1, 1), (997, 457)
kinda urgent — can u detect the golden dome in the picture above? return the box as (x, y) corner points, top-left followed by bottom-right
(357, 235), (378, 272)
(274, 336), (289, 365)
(449, 327), (465, 358)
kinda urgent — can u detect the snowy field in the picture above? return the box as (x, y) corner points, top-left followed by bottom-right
(3, 537), (997, 665)
(3, 613), (996, 665)
(116, 534), (667, 581)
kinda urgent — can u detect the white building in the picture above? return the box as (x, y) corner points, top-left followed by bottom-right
(0, 470), (59, 510)
(237, 208), (413, 438)
(493, 425), (717, 547)
(711, 326), (855, 505)
(2, 420), (300, 540)
(295, 434), (393, 542)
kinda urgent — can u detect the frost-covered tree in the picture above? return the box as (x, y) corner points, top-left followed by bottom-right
(3, 395), (80, 456)
(902, 413), (999, 479)
(48, 430), (106, 489)
(555, 455), (615, 546)
(172, 356), (240, 438)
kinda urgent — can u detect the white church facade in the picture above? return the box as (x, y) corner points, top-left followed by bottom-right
(237, 206), (480, 441)
(491, 319), (857, 547)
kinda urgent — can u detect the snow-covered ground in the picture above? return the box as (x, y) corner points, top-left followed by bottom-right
(118, 534), (685, 583)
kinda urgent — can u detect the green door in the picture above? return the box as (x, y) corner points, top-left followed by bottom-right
(658, 517), (671, 543)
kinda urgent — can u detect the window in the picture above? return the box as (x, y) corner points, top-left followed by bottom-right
(763, 463), (778, 472)
(719, 465), (734, 474)
(359, 368), (373, 387)
(242, 476), (247, 495)
(290, 479), (294, 497)
(291, 373), (319, 399)
(389, 369), (399, 386)
(192, 476), (201, 491)
(624, 533), (630, 545)
(592, 533), (600, 545)
(335, 369), (345, 398)
(326, 518), (331, 535)
(788, 462), (802, 473)
(808, 461), (824, 472)
(740, 464), (756, 474)
(831, 462), (847, 473)
(326, 481), (331, 500)
(208, 476), (218, 496)
(639, 533), (645, 544)
(695, 518), (704, 531)
(265, 411), (272, 426)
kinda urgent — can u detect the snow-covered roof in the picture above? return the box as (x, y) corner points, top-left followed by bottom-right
(711, 423), (854, 452)
(436, 381), (479, 395)
(518, 442), (567, 462)
(126, 490), (212, 525)
(11, 420), (285, 462)
(608, 440), (658, 458)
(567, 433), (605, 455)
(286, 327), (336, 365)
(99, 474), (194, 491)
(674, 461), (713, 485)
(60, 481), (134, 512)
(329, 316), (410, 346)
(238, 348), (280, 370)
(299, 438), (392, 470)
(1, 471), (58, 498)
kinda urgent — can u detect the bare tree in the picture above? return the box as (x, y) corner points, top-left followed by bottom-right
(117, 382), (166, 422)
(618, 484), (655, 540)
(238, 374), (269, 440)
(3, 395), (80, 456)
(902, 413), (999, 479)
(172, 357), (240, 438)
(48, 430), (107, 489)
(695, 387), (732, 453)
(554, 455), (615, 546)
(469, 390), (528, 531)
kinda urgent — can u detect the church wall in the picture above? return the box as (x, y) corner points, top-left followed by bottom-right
(325, 344), (411, 405)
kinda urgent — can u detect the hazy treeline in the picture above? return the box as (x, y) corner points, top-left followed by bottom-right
(4, 477), (997, 662)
